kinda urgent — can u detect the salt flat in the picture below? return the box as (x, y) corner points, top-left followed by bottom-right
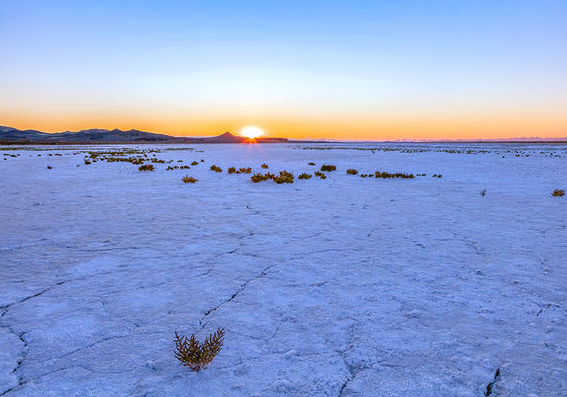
(1, 143), (566, 397)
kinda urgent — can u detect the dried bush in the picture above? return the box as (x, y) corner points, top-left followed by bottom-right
(227, 167), (237, 174)
(84, 160), (91, 165)
(239, 167), (252, 174)
(47, 166), (52, 169)
(174, 328), (225, 372)
(251, 172), (275, 183)
(273, 171), (294, 184)
(261, 163), (269, 169)
(308, 162), (316, 166)
(313, 171), (327, 179)
(375, 171), (414, 179)
(320, 164), (336, 172)
(480, 189), (486, 197)
(191, 161), (199, 166)
(552, 189), (565, 197)
(138, 164), (155, 172)
(182, 175), (198, 183)
(346, 169), (358, 175)
(210, 165), (222, 173)
(298, 173), (312, 179)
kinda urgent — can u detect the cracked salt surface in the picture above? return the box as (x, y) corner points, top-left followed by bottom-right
(1, 142), (566, 396)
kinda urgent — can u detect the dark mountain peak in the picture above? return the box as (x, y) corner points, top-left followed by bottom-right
(218, 131), (237, 138)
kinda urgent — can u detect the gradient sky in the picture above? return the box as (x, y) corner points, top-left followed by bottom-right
(1, 0), (566, 140)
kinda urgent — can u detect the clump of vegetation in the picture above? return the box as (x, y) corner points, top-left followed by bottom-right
(191, 161), (199, 166)
(298, 173), (312, 180)
(432, 174), (442, 178)
(239, 167), (252, 174)
(346, 169), (358, 175)
(47, 166), (52, 169)
(480, 189), (486, 197)
(375, 171), (414, 179)
(84, 160), (91, 165)
(314, 171), (327, 179)
(261, 163), (269, 169)
(210, 165), (222, 173)
(308, 162), (316, 165)
(182, 175), (198, 183)
(167, 165), (191, 171)
(227, 167), (237, 174)
(273, 171), (294, 184)
(251, 172), (274, 183)
(552, 189), (565, 197)
(320, 164), (336, 172)
(138, 164), (155, 172)
(174, 328), (225, 372)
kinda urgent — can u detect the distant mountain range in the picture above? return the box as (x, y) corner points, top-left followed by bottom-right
(0, 126), (288, 144)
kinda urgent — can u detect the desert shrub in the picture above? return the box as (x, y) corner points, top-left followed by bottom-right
(552, 189), (565, 197)
(227, 167), (237, 174)
(84, 160), (91, 165)
(480, 189), (486, 197)
(251, 172), (274, 183)
(191, 161), (199, 166)
(314, 171), (327, 179)
(210, 165), (222, 173)
(174, 328), (225, 372)
(177, 160), (183, 162)
(182, 175), (198, 183)
(298, 173), (312, 180)
(273, 171), (294, 184)
(47, 166), (52, 169)
(320, 164), (336, 172)
(239, 167), (252, 174)
(261, 163), (269, 169)
(432, 174), (442, 178)
(346, 169), (358, 175)
(138, 164), (155, 172)
(200, 159), (204, 162)
(308, 162), (316, 165)
(375, 171), (414, 179)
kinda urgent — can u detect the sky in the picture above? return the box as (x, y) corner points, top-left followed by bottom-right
(1, 0), (566, 140)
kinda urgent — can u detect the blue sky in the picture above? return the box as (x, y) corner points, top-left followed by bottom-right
(1, 0), (566, 138)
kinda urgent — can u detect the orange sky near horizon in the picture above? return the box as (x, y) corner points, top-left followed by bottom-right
(3, 112), (567, 141)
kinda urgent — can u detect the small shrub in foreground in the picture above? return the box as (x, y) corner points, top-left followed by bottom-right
(298, 173), (312, 180)
(346, 169), (358, 175)
(174, 328), (225, 372)
(320, 164), (336, 172)
(480, 189), (486, 197)
(182, 175), (198, 183)
(210, 165), (222, 173)
(138, 164), (155, 172)
(552, 189), (565, 197)
(273, 171), (294, 184)
(239, 167), (252, 174)
(191, 161), (199, 166)
(227, 167), (237, 174)
(308, 162), (316, 166)
(47, 166), (52, 169)
(261, 163), (269, 169)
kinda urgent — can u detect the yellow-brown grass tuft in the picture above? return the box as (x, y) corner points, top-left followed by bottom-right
(174, 328), (225, 372)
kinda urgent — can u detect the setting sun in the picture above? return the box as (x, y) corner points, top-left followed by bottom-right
(240, 126), (264, 139)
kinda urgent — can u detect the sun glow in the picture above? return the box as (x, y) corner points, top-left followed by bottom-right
(240, 126), (264, 139)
